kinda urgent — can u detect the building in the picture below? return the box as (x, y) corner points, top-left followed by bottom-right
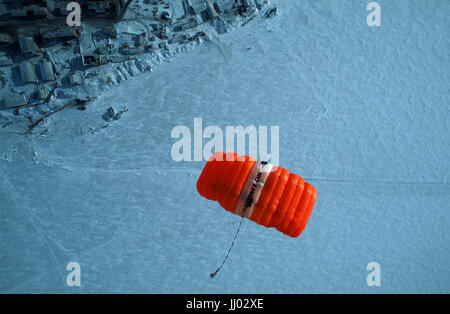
(18, 36), (40, 57)
(188, 0), (207, 15)
(68, 72), (82, 85)
(0, 33), (14, 45)
(0, 55), (13, 66)
(40, 27), (78, 41)
(186, 0), (219, 21)
(205, 0), (218, 19)
(4, 92), (27, 108)
(215, 0), (236, 13)
(19, 61), (37, 83)
(38, 61), (56, 81)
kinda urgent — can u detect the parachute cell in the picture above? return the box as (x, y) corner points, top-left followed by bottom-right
(197, 152), (317, 238)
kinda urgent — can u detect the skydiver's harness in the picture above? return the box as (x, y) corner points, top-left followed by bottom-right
(210, 161), (273, 278)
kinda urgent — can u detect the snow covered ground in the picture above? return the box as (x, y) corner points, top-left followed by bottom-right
(1, 0), (449, 293)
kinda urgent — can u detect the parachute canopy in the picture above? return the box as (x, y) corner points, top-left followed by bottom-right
(197, 152), (317, 237)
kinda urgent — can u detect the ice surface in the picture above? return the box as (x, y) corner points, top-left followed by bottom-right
(0, 0), (449, 293)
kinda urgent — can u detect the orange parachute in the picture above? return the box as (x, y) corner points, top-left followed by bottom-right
(197, 152), (317, 238)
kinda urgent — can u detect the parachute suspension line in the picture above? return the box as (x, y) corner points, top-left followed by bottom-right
(209, 211), (246, 279)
